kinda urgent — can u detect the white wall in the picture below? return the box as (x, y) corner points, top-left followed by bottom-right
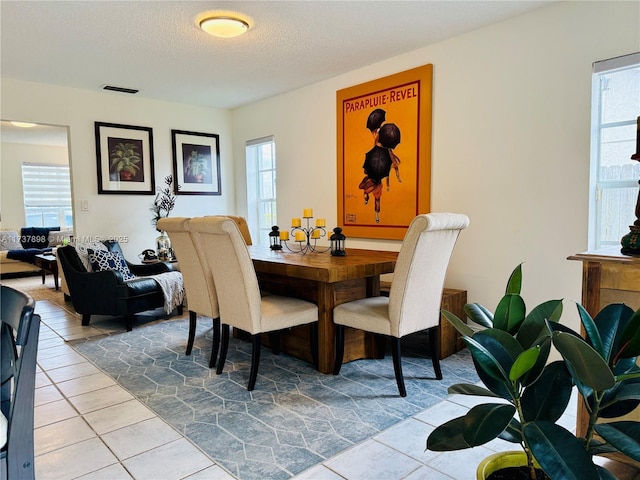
(1, 80), (236, 258)
(0, 141), (69, 229)
(231, 1), (640, 330)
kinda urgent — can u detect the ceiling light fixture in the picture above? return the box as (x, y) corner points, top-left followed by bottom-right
(199, 16), (249, 38)
(11, 121), (37, 128)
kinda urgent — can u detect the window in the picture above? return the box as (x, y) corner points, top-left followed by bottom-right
(589, 53), (640, 250)
(21, 163), (72, 227)
(246, 136), (276, 245)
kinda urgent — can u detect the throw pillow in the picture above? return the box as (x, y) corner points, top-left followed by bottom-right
(87, 249), (136, 281)
(74, 241), (109, 271)
(20, 226), (58, 249)
(0, 230), (23, 250)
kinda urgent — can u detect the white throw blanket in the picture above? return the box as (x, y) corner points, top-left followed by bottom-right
(151, 271), (185, 314)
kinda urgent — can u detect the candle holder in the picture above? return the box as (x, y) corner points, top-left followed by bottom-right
(269, 226), (282, 250)
(280, 210), (331, 254)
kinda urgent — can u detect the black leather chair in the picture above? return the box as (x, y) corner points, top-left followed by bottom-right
(1, 285), (41, 480)
(57, 241), (183, 331)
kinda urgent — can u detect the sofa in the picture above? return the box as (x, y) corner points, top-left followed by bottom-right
(0, 227), (73, 277)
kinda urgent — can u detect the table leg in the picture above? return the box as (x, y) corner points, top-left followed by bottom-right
(40, 267), (46, 285)
(316, 282), (335, 374)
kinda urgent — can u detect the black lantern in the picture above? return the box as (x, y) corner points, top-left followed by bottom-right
(269, 226), (282, 250)
(330, 227), (346, 256)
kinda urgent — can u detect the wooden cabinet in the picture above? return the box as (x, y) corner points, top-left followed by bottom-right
(568, 248), (640, 452)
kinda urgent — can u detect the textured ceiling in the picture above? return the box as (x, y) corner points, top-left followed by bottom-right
(1, 0), (552, 113)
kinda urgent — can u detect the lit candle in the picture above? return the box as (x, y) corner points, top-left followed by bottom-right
(311, 229), (321, 239)
(303, 208), (313, 218)
(279, 231), (289, 241)
(295, 231), (306, 242)
(292, 218), (301, 227)
(315, 218), (326, 227)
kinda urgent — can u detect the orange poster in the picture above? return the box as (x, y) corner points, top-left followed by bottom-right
(337, 65), (432, 240)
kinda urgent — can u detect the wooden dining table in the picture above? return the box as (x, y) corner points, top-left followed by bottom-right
(247, 245), (398, 374)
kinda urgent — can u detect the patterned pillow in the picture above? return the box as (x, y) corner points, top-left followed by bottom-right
(87, 249), (136, 281)
(0, 230), (22, 250)
(74, 242), (109, 271)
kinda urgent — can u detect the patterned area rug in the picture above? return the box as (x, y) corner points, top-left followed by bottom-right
(69, 318), (478, 480)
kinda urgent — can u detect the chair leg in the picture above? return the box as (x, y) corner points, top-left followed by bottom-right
(391, 337), (407, 397)
(81, 314), (90, 326)
(177, 304), (184, 315)
(216, 324), (230, 375)
(309, 323), (318, 370)
(333, 324), (345, 375)
(209, 317), (221, 369)
(125, 315), (134, 332)
(429, 326), (443, 380)
(186, 311), (197, 356)
(248, 334), (262, 391)
(268, 331), (281, 355)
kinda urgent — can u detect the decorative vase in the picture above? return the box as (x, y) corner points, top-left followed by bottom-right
(156, 231), (173, 261)
(477, 451), (545, 480)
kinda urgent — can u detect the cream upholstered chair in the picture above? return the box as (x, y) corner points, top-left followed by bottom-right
(158, 217), (221, 367)
(333, 213), (469, 397)
(188, 216), (318, 391)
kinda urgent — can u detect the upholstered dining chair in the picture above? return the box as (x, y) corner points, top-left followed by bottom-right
(188, 216), (319, 391)
(1, 285), (41, 480)
(333, 213), (469, 397)
(158, 217), (220, 367)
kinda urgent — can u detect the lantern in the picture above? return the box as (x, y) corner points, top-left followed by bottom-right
(269, 226), (282, 250)
(330, 227), (346, 256)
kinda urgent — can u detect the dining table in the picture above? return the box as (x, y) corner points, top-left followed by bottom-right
(247, 245), (398, 374)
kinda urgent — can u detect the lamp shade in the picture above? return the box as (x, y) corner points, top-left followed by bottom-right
(199, 16), (249, 38)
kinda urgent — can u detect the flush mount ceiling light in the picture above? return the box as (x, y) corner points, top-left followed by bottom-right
(11, 121), (37, 128)
(199, 16), (249, 38)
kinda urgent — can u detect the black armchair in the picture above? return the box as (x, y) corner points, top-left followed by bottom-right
(57, 241), (183, 331)
(1, 285), (41, 480)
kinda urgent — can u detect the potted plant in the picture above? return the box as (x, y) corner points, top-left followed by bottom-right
(110, 142), (141, 181)
(185, 150), (209, 183)
(426, 264), (640, 480)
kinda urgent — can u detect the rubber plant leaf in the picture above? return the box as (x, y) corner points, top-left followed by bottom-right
(553, 331), (615, 391)
(593, 421), (640, 463)
(464, 333), (513, 400)
(504, 263), (523, 295)
(524, 421), (599, 480)
(594, 303), (633, 365)
(426, 416), (471, 451)
(493, 294), (526, 334)
(463, 303), (493, 329)
(521, 361), (573, 423)
(441, 310), (474, 337)
(576, 303), (604, 356)
(617, 308), (640, 359)
(509, 346), (540, 382)
(447, 383), (500, 398)
(462, 403), (515, 447)
(516, 299), (562, 350)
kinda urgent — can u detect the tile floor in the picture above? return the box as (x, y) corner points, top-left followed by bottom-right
(5, 275), (640, 480)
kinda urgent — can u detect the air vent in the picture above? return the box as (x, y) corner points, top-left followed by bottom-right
(102, 85), (139, 94)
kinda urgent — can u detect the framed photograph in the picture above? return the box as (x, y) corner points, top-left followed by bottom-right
(337, 64), (433, 240)
(95, 122), (155, 195)
(171, 130), (221, 195)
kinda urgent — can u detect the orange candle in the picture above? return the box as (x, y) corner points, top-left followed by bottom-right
(292, 218), (301, 227)
(303, 208), (313, 218)
(315, 218), (326, 227)
(295, 231), (306, 242)
(279, 231), (289, 241)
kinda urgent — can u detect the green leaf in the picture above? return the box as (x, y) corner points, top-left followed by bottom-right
(447, 383), (500, 398)
(479, 328), (523, 360)
(521, 361), (573, 423)
(594, 303), (634, 365)
(517, 299), (562, 349)
(441, 310), (475, 337)
(494, 294), (526, 334)
(553, 331), (615, 391)
(463, 303), (493, 329)
(463, 404), (515, 447)
(577, 303), (604, 356)
(594, 422), (640, 463)
(426, 416), (471, 451)
(505, 264), (523, 295)
(509, 347), (540, 382)
(618, 308), (640, 358)
(498, 418), (522, 443)
(524, 421), (599, 480)
(464, 335), (512, 399)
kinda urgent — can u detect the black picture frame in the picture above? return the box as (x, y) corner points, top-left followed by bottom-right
(95, 122), (155, 195)
(171, 129), (221, 195)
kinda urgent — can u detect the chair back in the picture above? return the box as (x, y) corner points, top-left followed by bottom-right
(389, 213), (469, 337)
(188, 216), (262, 334)
(211, 215), (253, 245)
(1, 285), (40, 480)
(158, 217), (219, 318)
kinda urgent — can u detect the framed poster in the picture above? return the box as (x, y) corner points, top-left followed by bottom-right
(95, 122), (155, 195)
(337, 64), (433, 240)
(171, 129), (221, 195)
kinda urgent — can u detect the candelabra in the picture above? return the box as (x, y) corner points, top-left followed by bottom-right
(274, 209), (331, 255)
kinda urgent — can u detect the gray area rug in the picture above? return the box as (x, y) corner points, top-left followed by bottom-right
(69, 317), (478, 480)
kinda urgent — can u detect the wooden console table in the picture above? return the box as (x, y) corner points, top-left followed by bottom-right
(568, 247), (640, 445)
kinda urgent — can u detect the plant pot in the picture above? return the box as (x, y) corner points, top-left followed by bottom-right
(477, 451), (547, 480)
